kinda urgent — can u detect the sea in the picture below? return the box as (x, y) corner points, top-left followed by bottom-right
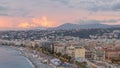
(0, 46), (34, 68)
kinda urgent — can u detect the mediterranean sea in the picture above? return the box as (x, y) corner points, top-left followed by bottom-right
(0, 46), (34, 68)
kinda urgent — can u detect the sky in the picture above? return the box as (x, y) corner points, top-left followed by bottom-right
(0, 0), (120, 30)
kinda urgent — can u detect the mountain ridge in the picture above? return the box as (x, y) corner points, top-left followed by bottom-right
(49, 23), (115, 30)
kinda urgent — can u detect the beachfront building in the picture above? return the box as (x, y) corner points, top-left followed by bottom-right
(66, 45), (85, 58)
(105, 47), (120, 61)
(85, 50), (95, 60)
(54, 44), (66, 55)
(94, 49), (106, 61)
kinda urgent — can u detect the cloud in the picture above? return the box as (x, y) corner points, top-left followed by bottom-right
(1, 0), (120, 18)
(0, 0), (31, 17)
(88, 1), (120, 11)
(0, 0), (120, 30)
(0, 5), (29, 17)
(18, 22), (36, 28)
(51, 0), (120, 11)
(111, 3), (120, 11)
(0, 14), (9, 16)
(103, 19), (120, 23)
(0, 6), (10, 16)
(77, 19), (120, 25)
(0, 6), (8, 11)
(18, 16), (54, 28)
(51, 0), (69, 5)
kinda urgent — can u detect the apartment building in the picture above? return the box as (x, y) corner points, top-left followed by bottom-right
(66, 45), (85, 58)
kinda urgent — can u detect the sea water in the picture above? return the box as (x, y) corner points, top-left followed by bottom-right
(0, 46), (34, 68)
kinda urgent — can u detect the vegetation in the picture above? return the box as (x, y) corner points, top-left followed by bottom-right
(40, 47), (72, 63)
(75, 61), (87, 68)
(112, 58), (120, 64)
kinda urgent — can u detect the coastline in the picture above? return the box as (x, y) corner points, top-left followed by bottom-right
(21, 51), (40, 68)
(26, 57), (35, 68)
(0, 45), (36, 68)
(1, 45), (53, 68)
(21, 51), (36, 68)
(17, 47), (53, 68)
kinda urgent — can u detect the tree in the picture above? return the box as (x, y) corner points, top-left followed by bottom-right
(56, 52), (62, 57)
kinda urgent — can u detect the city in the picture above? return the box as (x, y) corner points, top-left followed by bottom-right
(0, 28), (120, 68)
(0, 0), (120, 68)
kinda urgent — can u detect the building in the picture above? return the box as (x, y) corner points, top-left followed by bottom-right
(54, 44), (66, 55)
(85, 50), (95, 60)
(94, 49), (105, 61)
(66, 45), (85, 58)
(105, 48), (120, 61)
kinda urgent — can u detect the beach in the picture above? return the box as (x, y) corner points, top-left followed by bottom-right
(18, 47), (53, 68)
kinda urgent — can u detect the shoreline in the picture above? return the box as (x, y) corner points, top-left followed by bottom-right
(0, 45), (36, 68)
(1, 45), (53, 68)
(17, 47), (53, 68)
(26, 57), (35, 68)
(20, 50), (36, 68)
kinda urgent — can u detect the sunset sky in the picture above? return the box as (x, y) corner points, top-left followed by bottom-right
(0, 0), (120, 30)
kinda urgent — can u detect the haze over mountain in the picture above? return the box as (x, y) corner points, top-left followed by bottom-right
(26, 22), (120, 30)
(49, 23), (112, 30)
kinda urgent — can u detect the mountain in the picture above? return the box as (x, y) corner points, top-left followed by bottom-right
(34, 23), (120, 30)
(55, 23), (79, 30)
(51, 23), (112, 30)
(79, 23), (111, 29)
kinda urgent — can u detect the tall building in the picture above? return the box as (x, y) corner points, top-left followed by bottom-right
(66, 45), (85, 58)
